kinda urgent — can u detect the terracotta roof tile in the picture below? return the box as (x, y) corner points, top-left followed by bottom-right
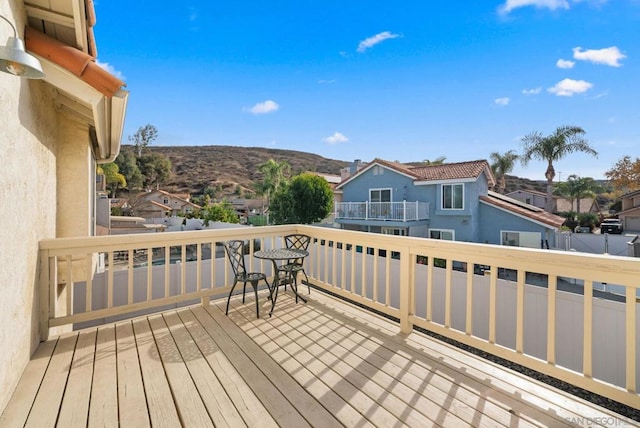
(25, 27), (125, 97)
(409, 160), (494, 184)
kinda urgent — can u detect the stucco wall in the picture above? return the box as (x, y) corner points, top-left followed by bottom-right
(478, 202), (554, 246)
(0, 58), (59, 413)
(57, 120), (93, 238)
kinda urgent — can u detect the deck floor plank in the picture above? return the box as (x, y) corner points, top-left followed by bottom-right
(115, 321), (151, 427)
(207, 301), (345, 428)
(2, 289), (635, 428)
(147, 313), (215, 427)
(0, 338), (57, 427)
(25, 334), (77, 428)
(284, 296), (548, 428)
(193, 305), (314, 427)
(88, 325), (119, 427)
(57, 329), (97, 428)
(165, 310), (250, 427)
(178, 308), (278, 428)
(265, 300), (494, 427)
(227, 299), (377, 428)
(310, 290), (617, 426)
(132, 317), (182, 428)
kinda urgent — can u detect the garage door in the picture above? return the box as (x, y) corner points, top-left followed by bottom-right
(625, 216), (640, 232)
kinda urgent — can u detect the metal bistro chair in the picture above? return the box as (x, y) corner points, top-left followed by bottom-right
(223, 240), (270, 318)
(278, 234), (311, 295)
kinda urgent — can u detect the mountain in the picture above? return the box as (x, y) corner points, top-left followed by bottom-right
(144, 145), (350, 196)
(138, 145), (548, 197)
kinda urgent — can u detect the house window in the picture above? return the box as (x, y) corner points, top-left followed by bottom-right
(370, 188), (391, 203)
(501, 231), (541, 248)
(442, 184), (463, 210)
(429, 229), (455, 241)
(163, 198), (169, 204)
(382, 227), (406, 236)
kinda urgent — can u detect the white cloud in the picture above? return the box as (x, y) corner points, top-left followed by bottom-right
(357, 31), (400, 53)
(323, 132), (349, 144)
(499, 0), (569, 14)
(547, 78), (593, 96)
(317, 79), (336, 84)
(245, 100), (279, 114)
(556, 59), (575, 69)
(95, 60), (125, 81)
(494, 97), (510, 106)
(573, 46), (626, 67)
(188, 6), (198, 21)
(522, 87), (542, 95)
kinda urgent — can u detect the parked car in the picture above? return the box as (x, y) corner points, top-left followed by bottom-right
(599, 218), (623, 234)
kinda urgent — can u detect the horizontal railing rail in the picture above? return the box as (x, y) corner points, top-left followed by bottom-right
(335, 201), (429, 221)
(39, 224), (640, 409)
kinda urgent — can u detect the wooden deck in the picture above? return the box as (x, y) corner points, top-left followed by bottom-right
(1, 289), (634, 427)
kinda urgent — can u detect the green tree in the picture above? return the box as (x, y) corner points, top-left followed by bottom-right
(489, 150), (519, 194)
(139, 152), (172, 190)
(199, 200), (239, 225)
(554, 175), (602, 213)
(100, 163), (127, 197)
(270, 173), (333, 224)
(129, 124), (158, 157)
(256, 159), (291, 222)
(605, 155), (640, 193)
(520, 125), (597, 212)
(114, 148), (143, 190)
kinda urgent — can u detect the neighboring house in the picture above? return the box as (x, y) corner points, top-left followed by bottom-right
(555, 197), (600, 214)
(507, 189), (600, 214)
(505, 189), (553, 211)
(0, 0), (128, 411)
(136, 190), (201, 218)
(228, 198), (265, 223)
(335, 159), (565, 248)
(617, 189), (640, 232)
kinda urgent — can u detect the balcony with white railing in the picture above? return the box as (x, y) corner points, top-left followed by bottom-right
(1, 225), (639, 425)
(335, 201), (429, 222)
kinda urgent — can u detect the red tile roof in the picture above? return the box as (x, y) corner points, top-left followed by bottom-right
(410, 160), (495, 185)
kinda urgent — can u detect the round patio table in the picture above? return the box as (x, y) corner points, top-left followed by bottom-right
(254, 248), (309, 316)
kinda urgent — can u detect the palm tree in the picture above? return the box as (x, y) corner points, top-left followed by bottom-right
(569, 175), (601, 213)
(520, 125), (597, 212)
(490, 150), (519, 193)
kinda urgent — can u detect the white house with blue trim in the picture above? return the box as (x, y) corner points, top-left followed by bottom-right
(334, 159), (565, 248)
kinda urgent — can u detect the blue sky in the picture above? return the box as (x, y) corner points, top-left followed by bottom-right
(93, 1), (639, 180)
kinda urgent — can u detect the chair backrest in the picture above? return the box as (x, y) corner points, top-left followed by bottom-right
(284, 234), (311, 263)
(223, 240), (247, 279)
(284, 234), (311, 251)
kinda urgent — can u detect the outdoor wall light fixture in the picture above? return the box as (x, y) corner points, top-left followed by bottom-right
(0, 14), (44, 79)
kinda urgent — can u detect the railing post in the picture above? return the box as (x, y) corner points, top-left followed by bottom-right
(39, 250), (51, 341)
(399, 246), (413, 334)
(365, 201), (369, 220)
(403, 201), (407, 222)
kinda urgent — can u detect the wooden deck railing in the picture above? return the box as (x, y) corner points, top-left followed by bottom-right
(39, 224), (640, 408)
